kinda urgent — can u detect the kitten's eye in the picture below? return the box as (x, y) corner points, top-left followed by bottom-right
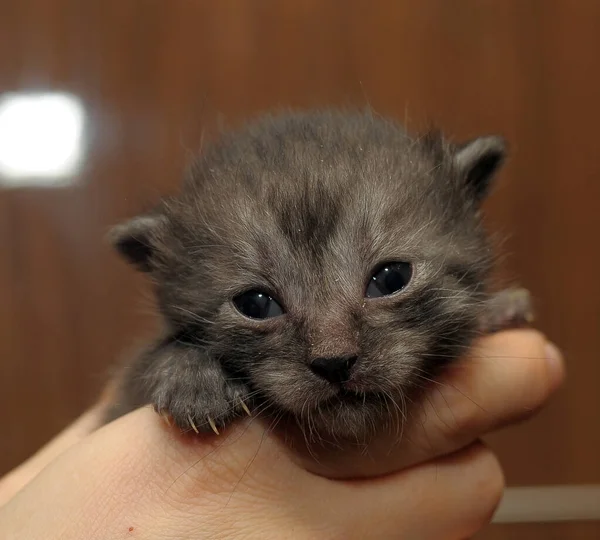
(233, 291), (284, 319)
(366, 262), (413, 298)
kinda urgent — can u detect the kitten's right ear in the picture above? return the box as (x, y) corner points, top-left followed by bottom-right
(453, 136), (506, 202)
(107, 214), (167, 272)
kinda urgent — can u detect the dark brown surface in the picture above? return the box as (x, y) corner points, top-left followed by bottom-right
(1, 1), (599, 537)
(480, 522), (600, 540)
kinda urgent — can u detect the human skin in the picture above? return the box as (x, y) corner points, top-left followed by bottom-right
(0, 330), (564, 539)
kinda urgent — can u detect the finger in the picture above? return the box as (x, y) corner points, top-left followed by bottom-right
(326, 441), (504, 540)
(0, 405), (105, 506)
(405, 329), (564, 462)
(289, 329), (564, 478)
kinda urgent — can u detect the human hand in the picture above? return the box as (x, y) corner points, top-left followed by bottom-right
(0, 330), (564, 539)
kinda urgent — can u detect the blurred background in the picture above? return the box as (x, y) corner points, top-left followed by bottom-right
(1, 1), (598, 538)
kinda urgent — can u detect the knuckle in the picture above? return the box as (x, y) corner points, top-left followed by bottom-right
(477, 448), (505, 508)
(464, 445), (505, 535)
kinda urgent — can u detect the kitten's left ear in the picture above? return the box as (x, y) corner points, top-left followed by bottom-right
(107, 214), (167, 272)
(453, 136), (507, 202)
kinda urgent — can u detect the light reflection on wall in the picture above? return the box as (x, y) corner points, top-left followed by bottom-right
(0, 92), (85, 187)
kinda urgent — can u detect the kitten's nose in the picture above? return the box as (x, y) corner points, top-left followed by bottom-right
(310, 355), (357, 385)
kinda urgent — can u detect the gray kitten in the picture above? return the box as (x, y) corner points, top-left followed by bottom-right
(104, 109), (531, 442)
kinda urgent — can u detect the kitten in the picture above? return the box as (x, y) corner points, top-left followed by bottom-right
(104, 109), (531, 442)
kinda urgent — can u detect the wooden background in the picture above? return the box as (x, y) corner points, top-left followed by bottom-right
(0, 1), (598, 537)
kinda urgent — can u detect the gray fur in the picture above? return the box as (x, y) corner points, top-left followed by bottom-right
(104, 109), (530, 442)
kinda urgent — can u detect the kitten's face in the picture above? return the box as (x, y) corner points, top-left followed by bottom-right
(113, 111), (504, 440)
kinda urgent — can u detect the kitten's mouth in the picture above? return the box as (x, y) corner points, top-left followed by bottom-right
(322, 387), (381, 408)
(338, 388), (365, 402)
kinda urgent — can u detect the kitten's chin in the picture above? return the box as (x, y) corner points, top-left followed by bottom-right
(269, 391), (411, 479)
(261, 379), (405, 442)
(286, 390), (397, 443)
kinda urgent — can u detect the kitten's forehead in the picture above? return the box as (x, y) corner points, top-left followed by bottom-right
(237, 156), (446, 257)
(173, 111), (480, 292)
(199, 165), (450, 293)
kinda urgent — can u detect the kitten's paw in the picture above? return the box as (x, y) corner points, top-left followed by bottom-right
(152, 374), (253, 435)
(481, 287), (534, 333)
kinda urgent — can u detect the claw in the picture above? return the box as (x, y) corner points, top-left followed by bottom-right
(239, 399), (251, 416)
(207, 417), (220, 435)
(188, 415), (199, 434)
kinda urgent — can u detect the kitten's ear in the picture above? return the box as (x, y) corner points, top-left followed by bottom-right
(453, 136), (506, 202)
(108, 214), (167, 272)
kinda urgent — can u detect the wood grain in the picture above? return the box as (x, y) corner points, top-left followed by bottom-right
(1, 1), (598, 536)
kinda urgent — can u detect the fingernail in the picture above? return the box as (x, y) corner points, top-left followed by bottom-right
(545, 341), (565, 383)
